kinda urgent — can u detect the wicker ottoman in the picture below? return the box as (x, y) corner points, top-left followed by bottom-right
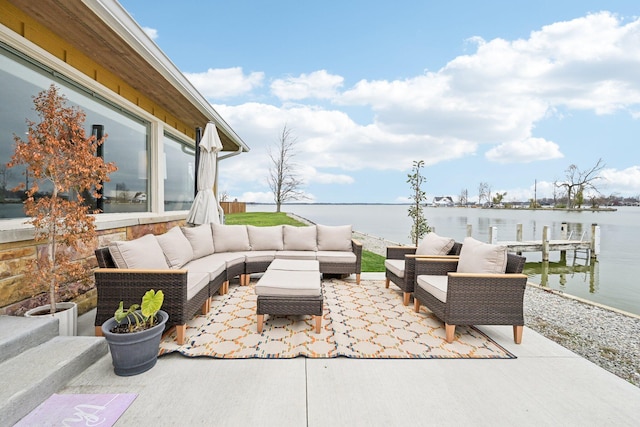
(255, 259), (323, 334)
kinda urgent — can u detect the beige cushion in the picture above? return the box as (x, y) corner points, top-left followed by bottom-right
(283, 225), (317, 251)
(243, 250), (277, 263)
(384, 259), (405, 278)
(316, 251), (357, 264)
(183, 255), (226, 281)
(181, 224), (215, 258)
(156, 226), (194, 268)
(255, 270), (321, 296)
(456, 237), (508, 274)
(108, 234), (169, 269)
(316, 224), (352, 251)
(416, 232), (455, 256)
(187, 271), (210, 300)
(275, 251), (317, 260)
(417, 275), (449, 303)
(268, 259), (320, 271)
(212, 224), (250, 252)
(247, 225), (284, 251)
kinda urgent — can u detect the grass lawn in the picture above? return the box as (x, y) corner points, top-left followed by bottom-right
(226, 212), (386, 272)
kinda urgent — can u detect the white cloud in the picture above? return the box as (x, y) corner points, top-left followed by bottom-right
(600, 166), (640, 195)
(185, 68), (264, 99)
(142, 26), (158, 40)
(271, 70), (344, 100)
(207, 11), (640, 200)
(485, 137), (564, 163)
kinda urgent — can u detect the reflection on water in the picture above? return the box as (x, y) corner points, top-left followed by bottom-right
(526, 256), (599, 295)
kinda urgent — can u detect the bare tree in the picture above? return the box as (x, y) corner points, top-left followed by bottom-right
(478, 182), (489, 206)
(555, 158), (605, 209)
(268, 124), (307, 212)
(458, 188), (468, 206)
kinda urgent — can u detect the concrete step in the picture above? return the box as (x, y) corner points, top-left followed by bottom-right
(0, 335), (108, 426)
(0, 315), (58, 364)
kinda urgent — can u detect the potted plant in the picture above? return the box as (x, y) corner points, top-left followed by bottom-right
(9, 84), (117, 335)
(101, 289), (168, 376)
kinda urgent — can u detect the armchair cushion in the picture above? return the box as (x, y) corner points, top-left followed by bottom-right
(384, 259), (405, 278)
(283, 225), (318, 251)
(416, 275), (449, 303)
(156, 226), (194, 268)
(108, 234), (169, 269)
(181, 224), (215, 258)
(316, 224), (352, 251)
(456, 237), (507, 274)
(212, 224), (251, 252)
(416, 232), (455, 256)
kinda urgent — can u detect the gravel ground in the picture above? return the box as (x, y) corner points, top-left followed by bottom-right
(353, 230), (640, 388)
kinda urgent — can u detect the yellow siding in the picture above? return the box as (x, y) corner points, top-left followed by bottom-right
(0, 1), (194, 139)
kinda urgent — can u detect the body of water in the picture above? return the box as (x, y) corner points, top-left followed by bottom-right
(248, 204), (640, 316)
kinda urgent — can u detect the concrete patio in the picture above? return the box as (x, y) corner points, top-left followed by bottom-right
(60, 272), (640, 426)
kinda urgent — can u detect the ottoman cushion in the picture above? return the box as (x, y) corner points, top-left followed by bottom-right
(255, 270), (321, 297)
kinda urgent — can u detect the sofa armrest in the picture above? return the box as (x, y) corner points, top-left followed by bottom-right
(94, 268), (189, 328)
(444, 272), (528, 324)
(386, 246), (417, 260)
(351, 239), (363, 273)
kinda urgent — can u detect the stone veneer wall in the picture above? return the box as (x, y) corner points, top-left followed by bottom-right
(0, 219), (185, 317)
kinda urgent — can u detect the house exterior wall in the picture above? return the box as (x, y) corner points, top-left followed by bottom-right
(0, 2), (226, 316)
(0, 0), (195, 138)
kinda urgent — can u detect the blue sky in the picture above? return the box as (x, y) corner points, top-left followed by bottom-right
(119, 0), (640, 204)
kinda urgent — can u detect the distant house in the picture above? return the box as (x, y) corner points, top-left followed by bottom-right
(433, 196), (455, 207)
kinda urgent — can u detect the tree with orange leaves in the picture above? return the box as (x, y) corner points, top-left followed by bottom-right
(8, 84), (117, 314)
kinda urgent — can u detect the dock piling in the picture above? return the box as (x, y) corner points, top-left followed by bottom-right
(542, 225), (550, 261)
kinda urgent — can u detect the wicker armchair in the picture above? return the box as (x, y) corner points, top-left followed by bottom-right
(94, 248), (217, 345)
(413, 253), (527, 344)
(385, 242), (461, 306)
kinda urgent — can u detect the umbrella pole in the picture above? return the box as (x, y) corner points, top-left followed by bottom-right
(194, 126), (202, 198)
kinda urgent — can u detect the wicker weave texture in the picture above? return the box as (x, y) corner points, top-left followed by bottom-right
(94, 249), (210, 330)
(386, 242), (461, 294)
(414, 252), (527, 327)
(257, 294), (323, 316)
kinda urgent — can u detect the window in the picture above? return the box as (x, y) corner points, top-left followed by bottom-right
(163, 133), (195, 211)
(0, 43), (150, 217)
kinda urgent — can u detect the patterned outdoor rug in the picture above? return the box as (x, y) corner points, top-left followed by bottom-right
(159, 279), (515, 359)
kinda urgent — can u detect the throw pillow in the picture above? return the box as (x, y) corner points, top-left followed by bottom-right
(316, 224), (352, 251)
(283, 225), (318, 251)
(415, 232), (455, 256)
(247, 225), (284, 251)
(456, 236), (508, 274)
(108, 234), (169, 269)
(181, 224), (215, 258)
(156, 226), (194, 268)
(212, 224), (251, 252)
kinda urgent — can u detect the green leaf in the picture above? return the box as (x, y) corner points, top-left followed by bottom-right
(141, 289), (164, 319)
(114, 301), (126, 323)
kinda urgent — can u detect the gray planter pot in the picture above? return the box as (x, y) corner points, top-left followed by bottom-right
(24, 301), (78, 336)
(101, 310), (168, 376)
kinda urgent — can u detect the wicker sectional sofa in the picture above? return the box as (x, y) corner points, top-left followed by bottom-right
(94, 223), (362, 345)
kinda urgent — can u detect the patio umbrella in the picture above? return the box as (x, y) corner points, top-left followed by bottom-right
(186, 122), (224, 225)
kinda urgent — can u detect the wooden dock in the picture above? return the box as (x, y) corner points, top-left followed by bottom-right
(469, 223), (600, 261)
